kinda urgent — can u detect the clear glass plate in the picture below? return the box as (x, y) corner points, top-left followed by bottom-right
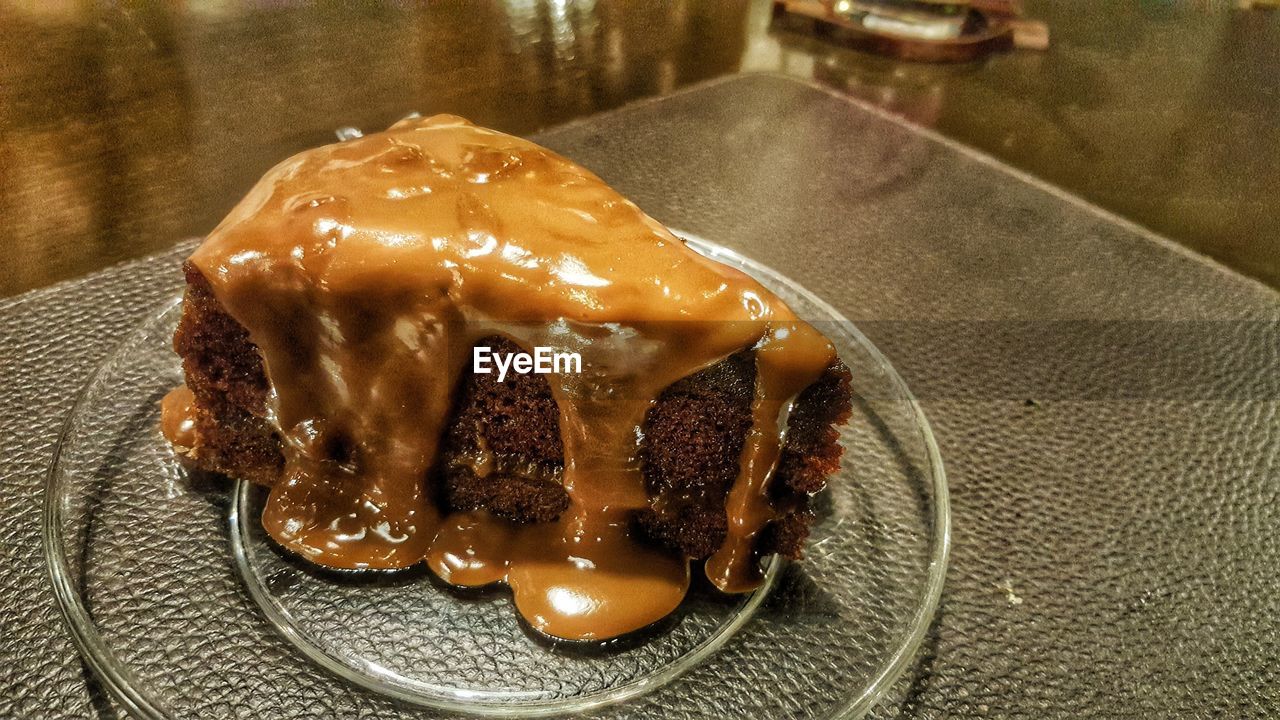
(44, 234), (949, 719)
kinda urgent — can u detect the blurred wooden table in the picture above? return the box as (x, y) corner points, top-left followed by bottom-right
(2, 0), (1277, 296)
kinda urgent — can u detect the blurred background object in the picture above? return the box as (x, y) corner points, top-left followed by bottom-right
(772, 0), (1049, 62)
(1, 0), (1277, 295)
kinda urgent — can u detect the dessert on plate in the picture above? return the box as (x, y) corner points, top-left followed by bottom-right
(161, 115), (852, 641)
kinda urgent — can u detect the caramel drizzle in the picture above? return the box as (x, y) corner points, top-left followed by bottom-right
(168, 116), (833, 640)
(161, 384), (199, 452)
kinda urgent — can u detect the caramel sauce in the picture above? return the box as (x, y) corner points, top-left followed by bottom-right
(161, 385), (199, 452)
(168, 115), (834, 640)
(705, 333), (835, 593)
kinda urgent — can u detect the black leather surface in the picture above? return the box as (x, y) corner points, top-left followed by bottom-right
(2, 73), (1277, 718)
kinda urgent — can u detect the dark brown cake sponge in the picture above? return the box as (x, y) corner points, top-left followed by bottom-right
(636, 351), (853, 561)
(439, 336), (570, 523)
(172, 268), (852, 564)
(761, 359), (853, 559)
(635, 351), (756, 559)
(172, 264), (282, 485)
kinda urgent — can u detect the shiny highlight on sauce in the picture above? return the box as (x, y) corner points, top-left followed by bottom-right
(163, 115), (834, 640)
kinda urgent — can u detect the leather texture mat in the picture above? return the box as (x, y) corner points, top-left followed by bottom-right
(2, 73), (1276, 719)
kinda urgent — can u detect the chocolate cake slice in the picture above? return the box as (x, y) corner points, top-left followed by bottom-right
(162, 113), (853, 640)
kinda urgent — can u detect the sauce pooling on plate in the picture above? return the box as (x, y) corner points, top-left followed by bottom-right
(162, 115), (834, 640)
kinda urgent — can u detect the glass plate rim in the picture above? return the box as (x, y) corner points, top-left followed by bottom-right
(42, 232), (950, 720)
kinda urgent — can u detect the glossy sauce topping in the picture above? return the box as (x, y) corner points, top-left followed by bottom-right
(172, 115), (834, 640)
(161, 385), (199, 451)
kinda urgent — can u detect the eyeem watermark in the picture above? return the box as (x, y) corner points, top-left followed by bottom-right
(473, 345), (582, 382)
